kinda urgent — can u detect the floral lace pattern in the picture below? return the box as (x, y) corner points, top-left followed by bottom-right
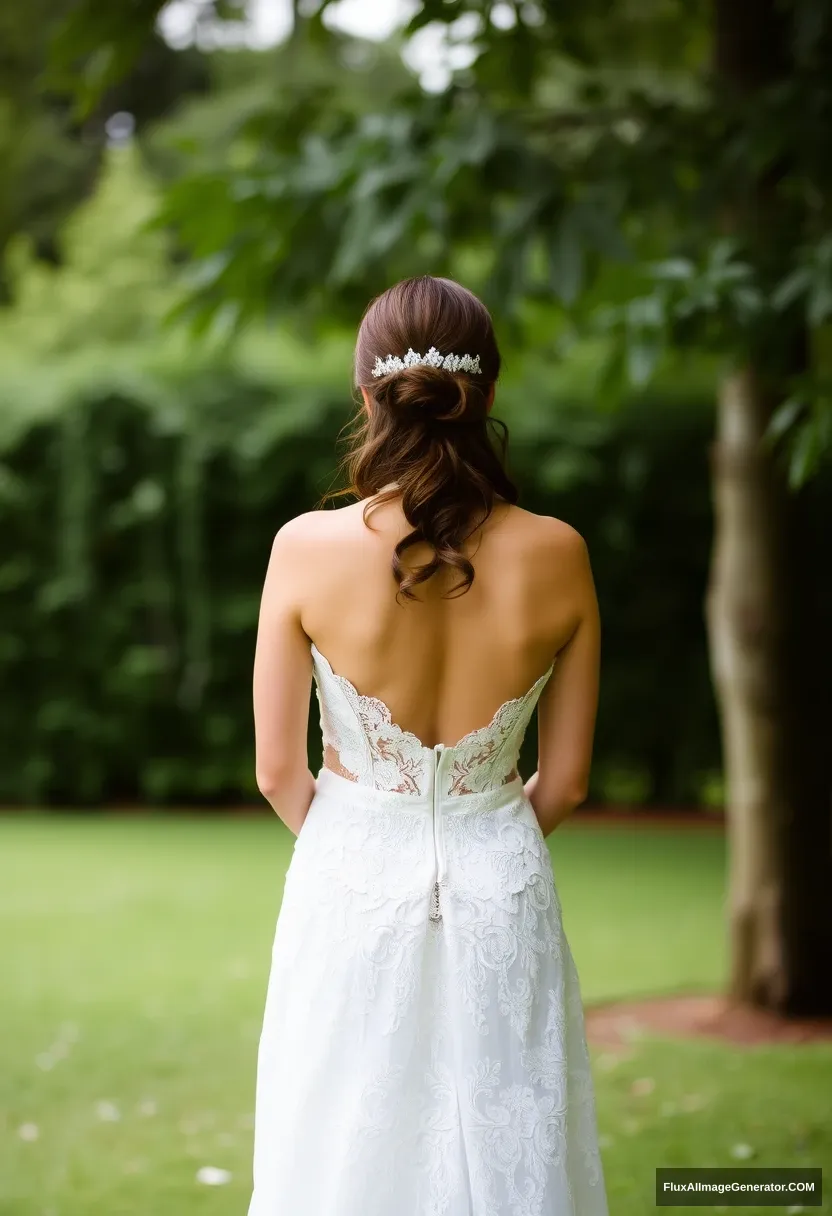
(311, 643), (554, 798)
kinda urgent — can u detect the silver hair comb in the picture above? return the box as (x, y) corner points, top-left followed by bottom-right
(371, 347), (481, 378)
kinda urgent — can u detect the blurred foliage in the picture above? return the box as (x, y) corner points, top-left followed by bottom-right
(50, 0), (832, 481)
(0, 144), (728, 808)
(0, 146), (349, 805)
(0, 0), (207, 288)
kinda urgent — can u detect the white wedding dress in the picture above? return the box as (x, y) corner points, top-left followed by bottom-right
(248, 642), (609, 1216)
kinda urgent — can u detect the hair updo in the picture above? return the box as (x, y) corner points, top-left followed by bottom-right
(325, 275), (519, 601)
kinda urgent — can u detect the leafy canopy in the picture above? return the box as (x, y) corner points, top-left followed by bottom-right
(48, 0), (832, 482)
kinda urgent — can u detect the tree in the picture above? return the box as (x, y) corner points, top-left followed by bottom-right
(50, 0), (832, 1014)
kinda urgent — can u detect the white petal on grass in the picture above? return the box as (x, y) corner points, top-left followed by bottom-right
(138, 1099), (157, 1117)
(730, 1142), (755, 1160)
(37, 1038), (71, 1070)
(95, 1100), (121, 1123)
(18, 1123), (40, 1142)
(35, 1023), (79, 1073)
(196, 1166), (232, 1186)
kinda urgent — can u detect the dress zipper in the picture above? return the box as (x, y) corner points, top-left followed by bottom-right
(429, 744), (444, 923)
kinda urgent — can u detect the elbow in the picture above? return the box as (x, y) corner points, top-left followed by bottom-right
(555, 779), (589, 822)
(256, 761), (292, 801)
(564, 777), (589, 811)
(533, 773), (589, 831)
(256, 772), (279, 801)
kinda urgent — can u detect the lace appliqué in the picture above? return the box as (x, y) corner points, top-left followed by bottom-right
(443, 806), (563, 1040)
(312, 643), (554, 799)
(287, 795), (429, 1038)
(445, 665), (552, 796)
(358, 699), (425, 794)
(313, 648), (430, 794)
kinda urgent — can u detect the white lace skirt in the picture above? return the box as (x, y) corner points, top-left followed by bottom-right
(247, 767), (609, 1216)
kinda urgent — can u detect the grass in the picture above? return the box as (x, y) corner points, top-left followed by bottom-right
(0, 815), (829, 1216)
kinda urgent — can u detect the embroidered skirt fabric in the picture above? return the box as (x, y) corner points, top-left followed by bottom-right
(247, 767), (609, 1216)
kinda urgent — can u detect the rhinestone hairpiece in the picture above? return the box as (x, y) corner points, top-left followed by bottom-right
(371, 347), (481, 378)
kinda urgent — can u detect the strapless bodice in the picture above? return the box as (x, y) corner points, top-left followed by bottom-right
(311, 643), (554, 799)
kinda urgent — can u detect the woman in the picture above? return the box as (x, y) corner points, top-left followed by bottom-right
(248, 275), (608, 1215)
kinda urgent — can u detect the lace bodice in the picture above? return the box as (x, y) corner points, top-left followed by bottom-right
(311, 643), (554, 798)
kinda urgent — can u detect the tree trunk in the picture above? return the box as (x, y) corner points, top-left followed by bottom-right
(706, 367), (832, 1013)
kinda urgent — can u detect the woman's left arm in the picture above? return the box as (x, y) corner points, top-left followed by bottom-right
(252, 521), (317, 835)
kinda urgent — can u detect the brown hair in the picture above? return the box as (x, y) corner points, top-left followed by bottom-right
(323, 276), (518, 600)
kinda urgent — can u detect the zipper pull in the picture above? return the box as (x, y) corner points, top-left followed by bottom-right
(430, 743), (444, 924)
(429, 880), (442, 921)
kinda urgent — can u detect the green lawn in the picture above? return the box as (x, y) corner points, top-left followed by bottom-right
(1, 816), (829, 1215)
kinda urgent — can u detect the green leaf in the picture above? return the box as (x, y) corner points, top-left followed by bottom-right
(788, 420), (822, 488)
(626, 337), (662, 387)
(771, 268), (811, 312)
(651, 258), (695, 282)
(767, 396), (805, 442)
(807, 279), (832, 327)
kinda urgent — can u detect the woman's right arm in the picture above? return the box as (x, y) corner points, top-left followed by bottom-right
(524, 527), (601, 837)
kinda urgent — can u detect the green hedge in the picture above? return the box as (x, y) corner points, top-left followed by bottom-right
(0, 368), (732, 808)
(0, 147), (734, 808)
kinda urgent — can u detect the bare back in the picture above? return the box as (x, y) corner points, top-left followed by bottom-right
(294, 497), (584, 747)
(254, 493), (600, 836)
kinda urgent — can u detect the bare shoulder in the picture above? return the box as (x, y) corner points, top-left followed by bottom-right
(507, 511), (597, 654)
(270, 502), (360, 555)
(263, 510), (327, 590)
(271, 508), (326, 550)
(503, 505), (590, 564)
(495, 508), (595, 626)
(537, 512), (588, 555)
(265, 503), (367, 605)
